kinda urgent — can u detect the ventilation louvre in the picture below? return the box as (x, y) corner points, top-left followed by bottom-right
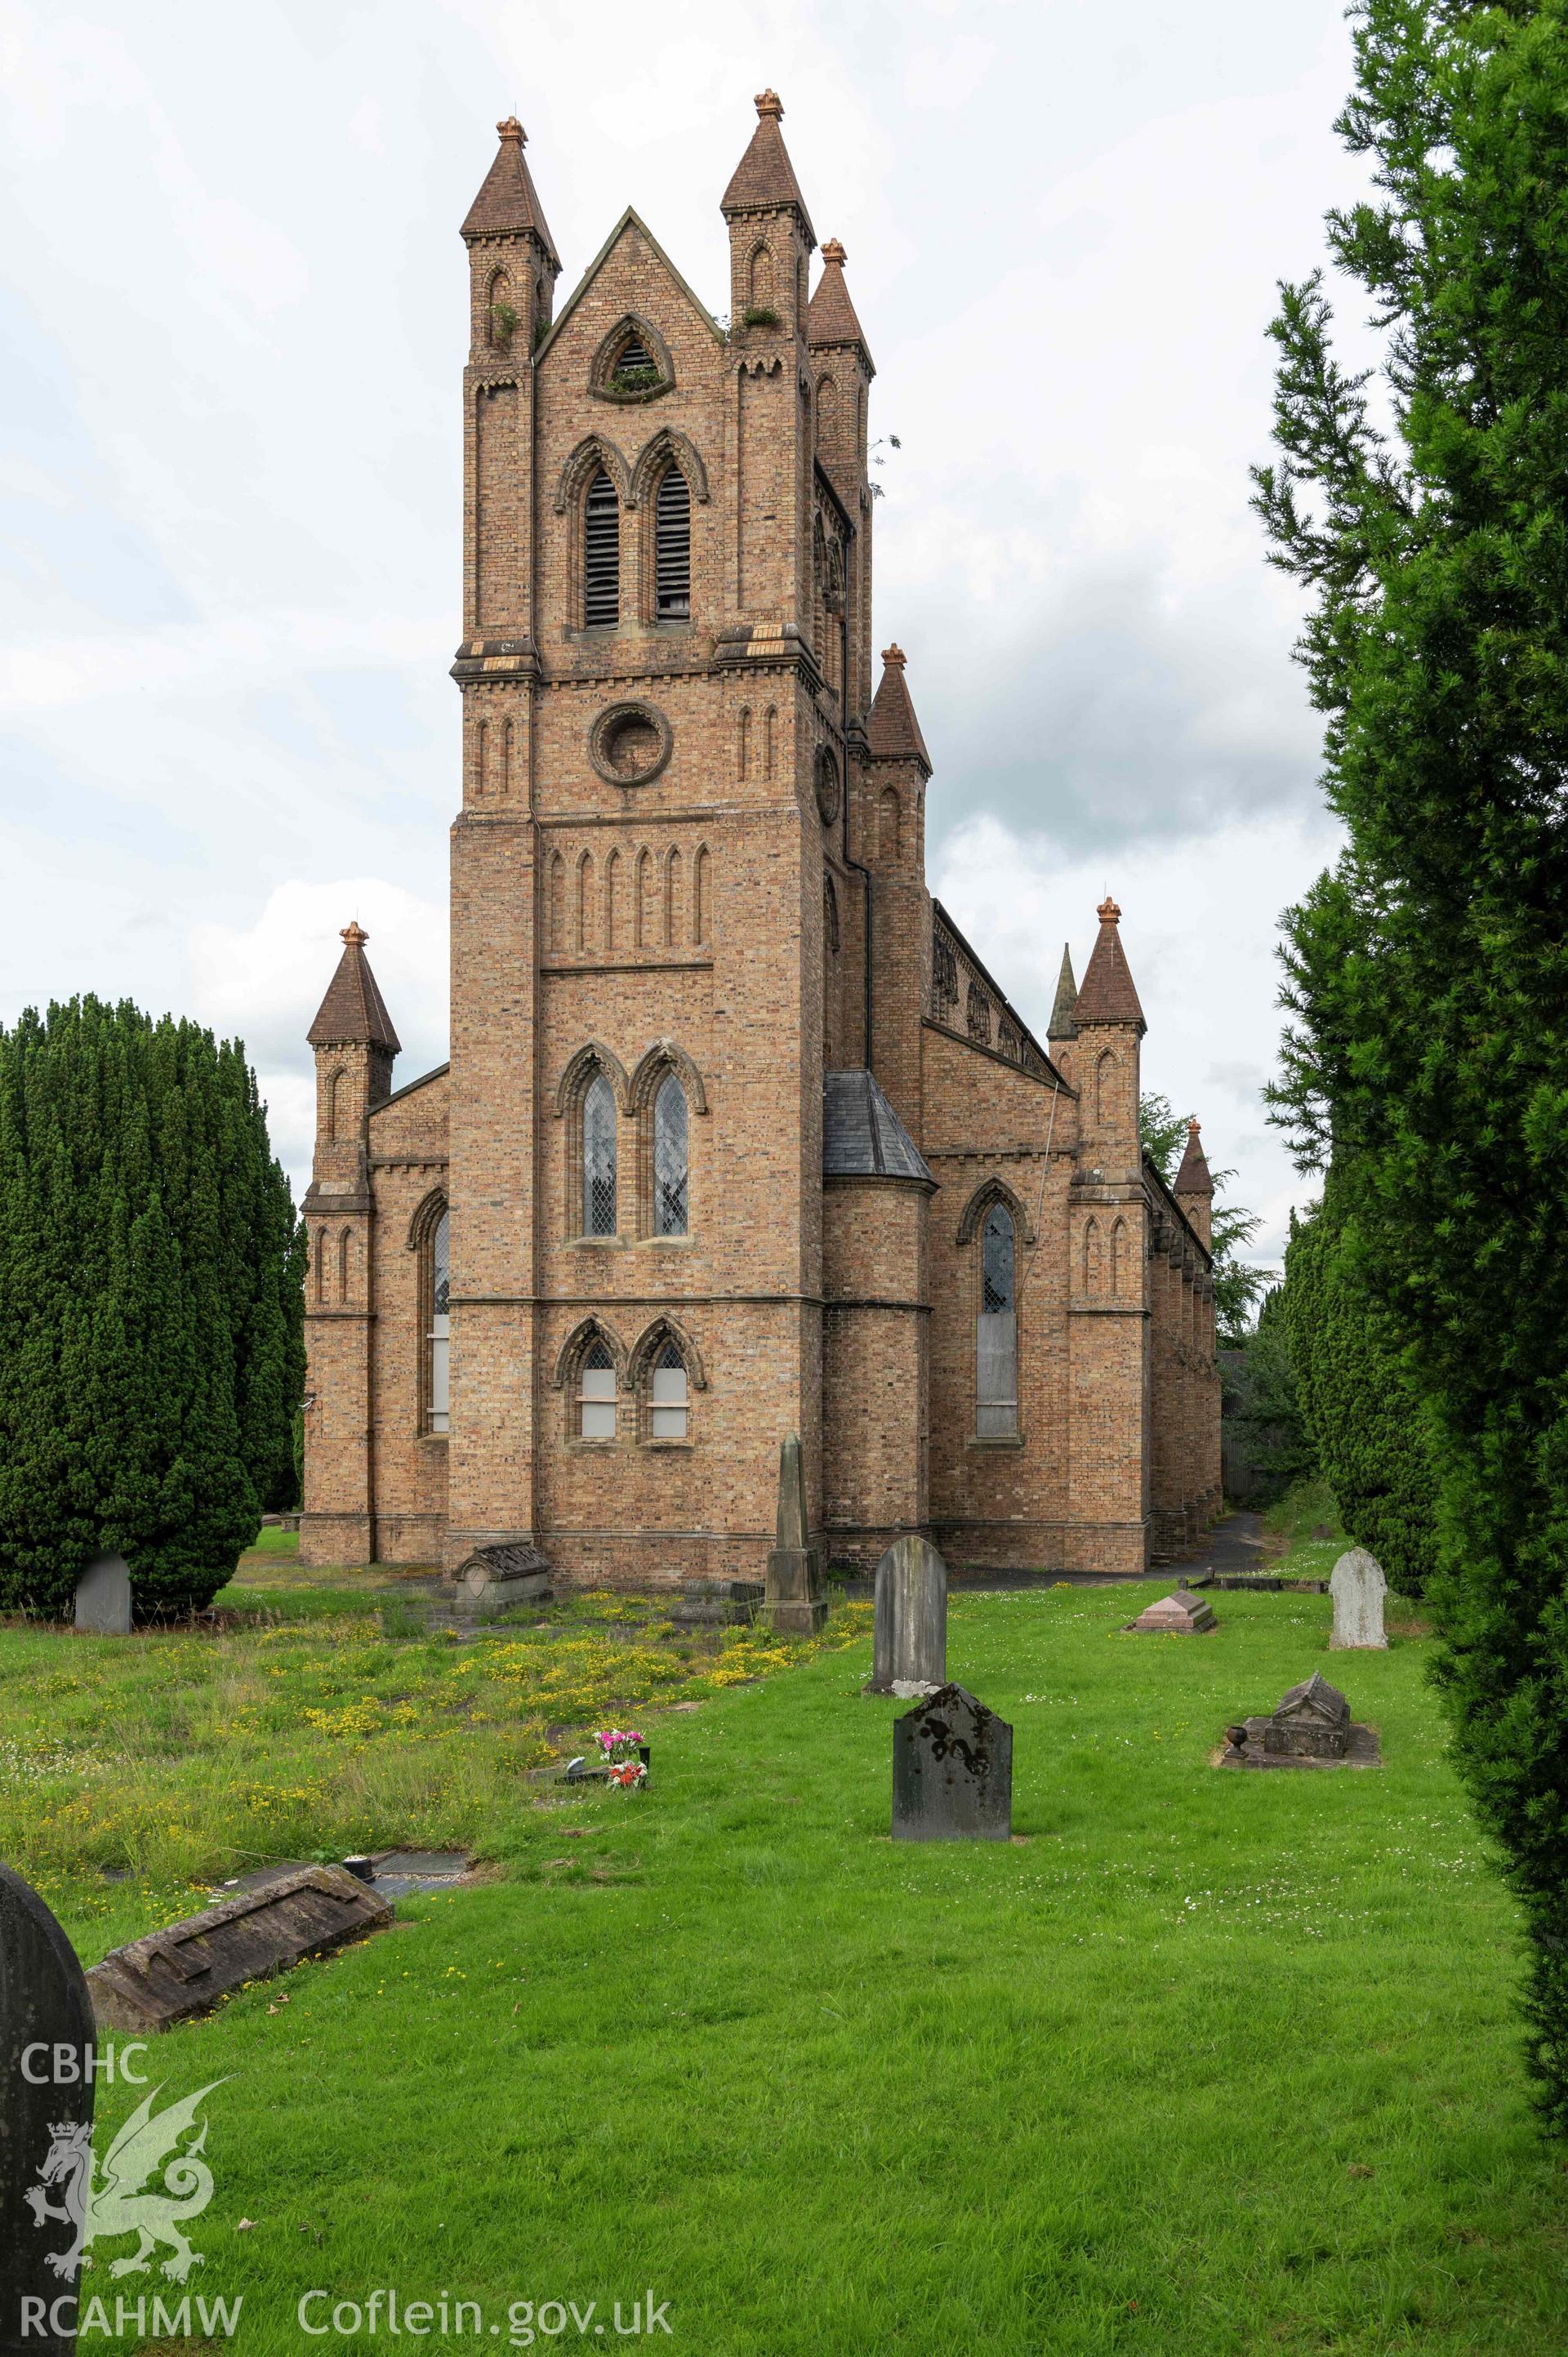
(655, 466), (691, 620)
(583, 468), (619, 627)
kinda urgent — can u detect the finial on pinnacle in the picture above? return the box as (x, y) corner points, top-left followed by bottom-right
(754, 88), (784, 119)
(496, 116), (525, 145)
(1187, 1117), (1201, 1137)
(882, 643), (906, 668)
(822, 237), (847, 266)
(1097, 895), (1121, 925)
(341, 920), (369, 948)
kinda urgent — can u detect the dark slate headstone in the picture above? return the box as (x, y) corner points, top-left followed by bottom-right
(866, 1536), (947, 1694)
(893, 1684), (1013, 1842)
(764, 1433), (826, 1635)
(86, 1865), (391, 2032)
(73, 1555), (131, 1636)
(1, 1863), (95, 2356)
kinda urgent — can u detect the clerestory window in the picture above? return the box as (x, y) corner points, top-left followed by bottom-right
(583, 468), (620, 627)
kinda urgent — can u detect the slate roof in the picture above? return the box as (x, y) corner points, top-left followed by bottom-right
(461, 118), (560, 264)
(808, 239), (873, 370)
(1073, 896), (1146, 1031)
(823, 1070), (933, 1184)
(721, 91), (815, 242)
(1174, 1119), (1214, 1199)
(307, 924), (401, 1054)
(868, 644), (931, 771)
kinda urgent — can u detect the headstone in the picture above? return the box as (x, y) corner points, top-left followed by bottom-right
(1125, 1588), (1217, 1634)
(1, 1862), (96, 2356)
(1263, 1669), (1351, 1760)
(86, 1865), (392, 2033)
(866, 1536), (947, 1694)
(1329, 1548), (1388, 1650)
(763, 1435), (826, 1635)
(73, 1554), (131, 1636)
(893, 1684), (1013, 1842)
(669, 1577), (764, 1629)
(448, 1541), (552, 1619)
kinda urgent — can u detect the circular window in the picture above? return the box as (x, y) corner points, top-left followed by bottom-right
(815, 746), (842, 827)
(589, 702), (672, 788)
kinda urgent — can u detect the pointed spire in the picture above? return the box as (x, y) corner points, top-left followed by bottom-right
(1073, 896), (1146, 1032)
(461, 116), (559, 265)
(808, 238), (874, 372)
(1174, 1119), (1214, 1199)
(1048, 946), (1078, 1040)
(721, 89), (815, 245)
(868, 644), (932, 774)
(308, 922), (402, 1054)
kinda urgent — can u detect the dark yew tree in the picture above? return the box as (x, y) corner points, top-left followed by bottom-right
(1254, 0), (1568, 2123)
(0, 998), (305, 1618)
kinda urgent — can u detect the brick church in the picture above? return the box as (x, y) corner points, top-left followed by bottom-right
(299, 93), (1223, 1584)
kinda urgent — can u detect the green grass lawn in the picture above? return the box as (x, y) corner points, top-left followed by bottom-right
(7, 1535), (1566, 2355)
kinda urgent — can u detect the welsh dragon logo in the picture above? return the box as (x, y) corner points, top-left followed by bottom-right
(24, 2081), (227, 2283)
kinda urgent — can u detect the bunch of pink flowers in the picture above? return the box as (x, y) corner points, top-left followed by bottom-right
(594, 1727), (644, 1762)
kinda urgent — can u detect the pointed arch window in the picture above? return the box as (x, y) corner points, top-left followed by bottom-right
(578, 1339), (617, 1439)
(427, 1208), (451, 1434)
(583, 467), (620, 626)
(977, 1202), (1019, 1439)
(649, 1340), (689, 1440)
(653, 1072), (689, 1236)
(583, 1072), (618, 1236)
(654, 466), (690, 619)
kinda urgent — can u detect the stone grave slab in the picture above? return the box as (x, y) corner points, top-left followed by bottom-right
(764, 1433), (826, 1635)
(87, 1865), (391, 2032)
(1, 1861), (96, 2356)
(1218, 1669), (1380, 1769)
(1219, 1717), (1382, 1770)
(74, 1553), (131, 1636)
(866, 1536), (947, 1695)
(1124, 1588), (1217, 1635)
(448, 1540), (552, 1620)
(669, 1578), (764, 1629)
(1330, 1548), (1388, 1649)
(893, 1683), (1013, 1841)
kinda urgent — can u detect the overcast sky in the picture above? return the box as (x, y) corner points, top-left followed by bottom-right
(0, 0), (1370, 1272)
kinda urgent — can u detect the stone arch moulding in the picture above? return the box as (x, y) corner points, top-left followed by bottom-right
(551, 1315), (629, 1391)
(552, 434), (633, 515)
(626, 1312), (708, 1393)
(628, 426), (710, 510)
(956, 1174), (1037, 1250)
(627, 1039), (710, 1116)
(553, 1040), (631, 1117)
(589, 314), (676, 404)
(406, 1186), (449, 1253)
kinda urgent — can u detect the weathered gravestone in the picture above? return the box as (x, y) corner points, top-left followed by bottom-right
(1264, 1669), (1350, 1759)
(1, 1862), (95, 2356)
(669, 1578), (764, 1629)
(763, 1434), (826, 1635)
(87, 1865), (391, 2033)
(1329, 1548), (1388, 1650)
(1125, 1588), (1217, 1635)
(866, 1536), (947, 1695)
(73, 1554), (131, 1637)
(893, 1684), (1013, 1842)
(447, 1540), (552, 1620)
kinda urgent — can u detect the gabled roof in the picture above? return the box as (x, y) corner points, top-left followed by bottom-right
(307, 923), (401, 1054)
(721, 90), (815, 245)
(1273, 1670), (1348, 1722)
(534, 206), (725, 366)
(461, 118), (559, 265)
(1049, 946), (1078, 1040)
(1073, 896), (1146, 1032)
(868, 644), (931, 773)
(808, 239), (873, 372)
(1174, 1119), (1214, 1199)
(823, 1069), (933, 1184)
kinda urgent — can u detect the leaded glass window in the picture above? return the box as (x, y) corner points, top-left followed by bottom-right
(579, 1339), (616, 1440)
(583, 1072), (617, 1236)
(427, 1207), (450, 1434)
(653, 1072), (688, 1236)
(650, 1342), (688, 1440)
(977, 1202), (1018, 1438)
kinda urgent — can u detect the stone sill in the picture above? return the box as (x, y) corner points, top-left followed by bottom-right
(967, 1434), (1026, 1451)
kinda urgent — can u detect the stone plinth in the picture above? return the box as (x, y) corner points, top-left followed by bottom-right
(1263, 1670), (1351, 1760)
(764, 1433), (826, 1635)
(1125, 1588), (1216, 1634)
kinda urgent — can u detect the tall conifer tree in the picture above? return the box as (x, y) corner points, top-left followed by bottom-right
(1255, 0), (1568, 2121)
(0, 999), (304, 1616)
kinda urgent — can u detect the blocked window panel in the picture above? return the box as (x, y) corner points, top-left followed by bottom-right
(650, 1343), (688, 1439)
(428, 1207), (451, 1434)
(580, 1341), (617, 1439)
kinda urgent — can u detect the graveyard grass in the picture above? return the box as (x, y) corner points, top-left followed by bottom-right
(7, 1522), (1567, 2355)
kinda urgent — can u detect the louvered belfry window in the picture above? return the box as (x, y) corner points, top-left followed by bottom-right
(654, 466), (691, 620)
(977, 1202), (1019, 1438)
(653, 1071), (688, 1236)
(583, 468), (619, 626)
(583, 1072), (617, 1236)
